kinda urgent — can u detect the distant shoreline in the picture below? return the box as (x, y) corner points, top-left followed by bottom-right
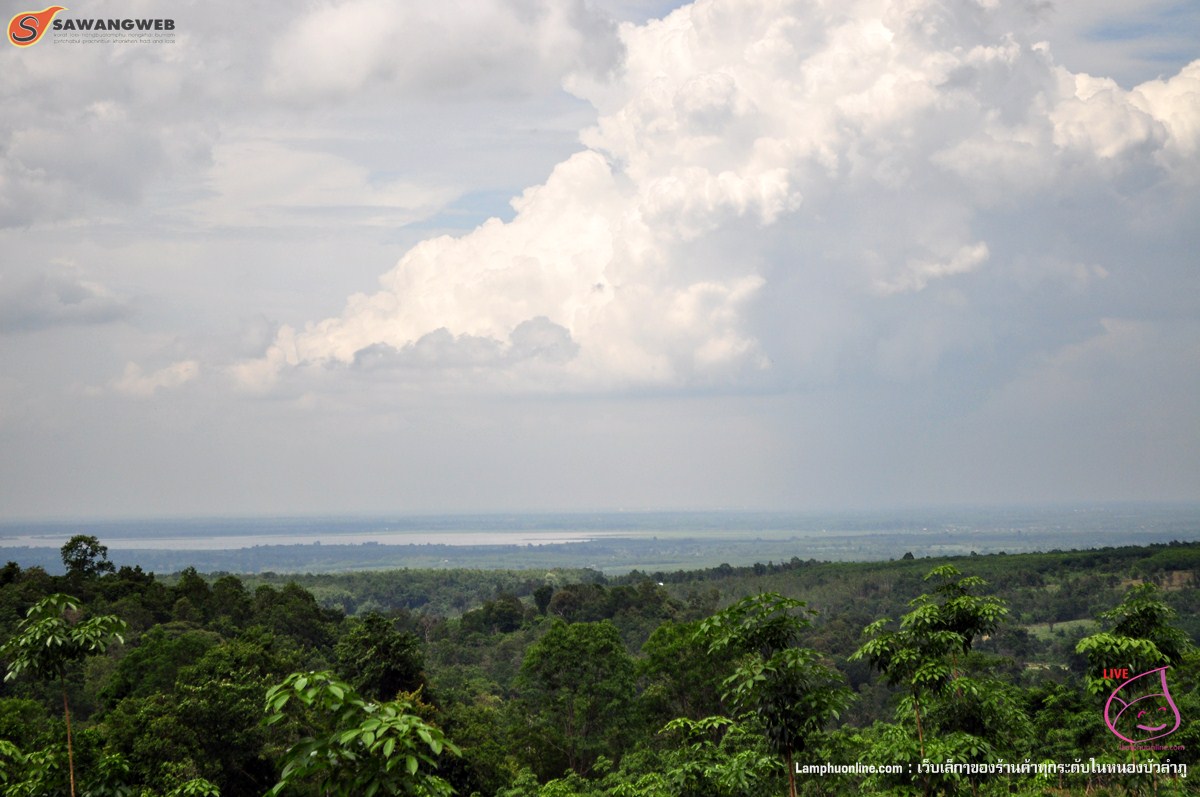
(1, 504), (1197, 575)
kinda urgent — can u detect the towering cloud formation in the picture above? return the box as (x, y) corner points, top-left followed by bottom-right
(236, 0), (1200, 394)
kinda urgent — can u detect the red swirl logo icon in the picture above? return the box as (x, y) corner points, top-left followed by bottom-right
(8, 6), (65, 47)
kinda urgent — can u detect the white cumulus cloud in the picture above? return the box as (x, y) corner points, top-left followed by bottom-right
(236, 0), (1200, 394)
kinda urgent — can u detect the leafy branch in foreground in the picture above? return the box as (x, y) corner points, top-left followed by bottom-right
(851, 565), (1007, 758)
(0, 593), (126, 797)
(697, 593), (852, 797)
(1076, 582), (1196, 691)
(264, 670), (459, 797)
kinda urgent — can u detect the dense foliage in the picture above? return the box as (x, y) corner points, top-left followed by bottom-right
(0, 535), (1197, 796)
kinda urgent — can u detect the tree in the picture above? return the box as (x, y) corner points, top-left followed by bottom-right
(263, 670), (458, 797)
(334, 613), (426, 701)
(99, 627), (222, 706)
(252, 582), (339, 650)
(0, 593), (126, 797)
(172, 567), (213, 623)
(103, 635), (284, 797)
(852, 566), (1007, 757)
(533, 586), (554, 615)
(209, 575), (252, 628)
(60, 536), (115, 581)
(1076, 582), (1195, 680)
(486, 593), (526, 633)
(1075, 583), (1198, 753)
(697, 593), (851, 797)
(639, 620), (730, 725)
(518, 620), (636, 777)
(851, 566), (1021, 796)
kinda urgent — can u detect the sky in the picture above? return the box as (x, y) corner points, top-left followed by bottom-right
(1, 0), (1198, 519)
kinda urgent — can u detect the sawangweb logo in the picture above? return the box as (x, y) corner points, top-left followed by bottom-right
(7, 5), (65, 47)
(7, 6), (176, 47)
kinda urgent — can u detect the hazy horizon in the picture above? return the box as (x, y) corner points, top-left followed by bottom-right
(3, 503), (1197, 575)
(7, 501), (1200, 525)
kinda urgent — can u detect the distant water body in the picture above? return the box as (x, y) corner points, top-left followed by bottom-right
(2, 505), (1198, 551)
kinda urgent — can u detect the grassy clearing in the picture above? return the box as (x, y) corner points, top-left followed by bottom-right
(1024, 618), (1097, 641)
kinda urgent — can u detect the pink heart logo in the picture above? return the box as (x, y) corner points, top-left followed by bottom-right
(1104, 666), (1182, 744)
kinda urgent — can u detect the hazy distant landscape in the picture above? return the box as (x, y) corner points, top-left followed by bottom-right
(4, 0), (1198, 794)
(4, 504), (1197, 574)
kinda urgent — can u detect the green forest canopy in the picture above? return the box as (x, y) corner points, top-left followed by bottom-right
(0, 535), (1196, 796)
